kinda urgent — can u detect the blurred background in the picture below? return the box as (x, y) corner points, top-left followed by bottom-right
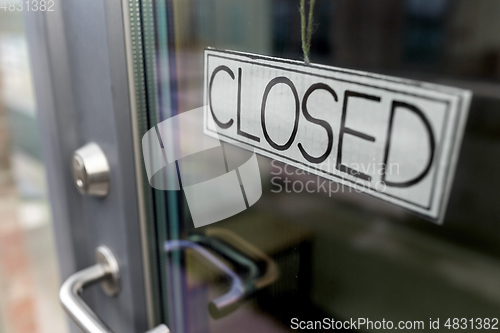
(0, 7), (67, 333)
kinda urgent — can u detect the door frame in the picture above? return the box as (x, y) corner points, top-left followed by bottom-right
(24, 0), (159, 331)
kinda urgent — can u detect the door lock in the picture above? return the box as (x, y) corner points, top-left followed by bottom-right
(72, 143), (110, 197)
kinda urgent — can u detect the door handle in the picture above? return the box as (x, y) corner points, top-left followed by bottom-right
(196, 228), (280, 291)
(60, 246), (170, 333)
(165, 229), (279, 319)
(164, 240), (246, 318)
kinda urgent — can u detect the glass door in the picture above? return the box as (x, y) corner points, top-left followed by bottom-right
(135, 1), (500, 332)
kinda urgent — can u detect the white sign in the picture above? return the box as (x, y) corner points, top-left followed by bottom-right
(203, 49), (471, 222)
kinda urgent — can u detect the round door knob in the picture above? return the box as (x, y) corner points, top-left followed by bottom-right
(71, 143), (110, 197)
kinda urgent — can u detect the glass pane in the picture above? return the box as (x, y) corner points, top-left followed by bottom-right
(143, 1), (500, 332)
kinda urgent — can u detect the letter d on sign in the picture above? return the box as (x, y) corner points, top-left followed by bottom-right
(382, 100), (436, 188)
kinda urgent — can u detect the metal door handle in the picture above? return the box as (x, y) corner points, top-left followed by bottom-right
(60, 246), (170, 333)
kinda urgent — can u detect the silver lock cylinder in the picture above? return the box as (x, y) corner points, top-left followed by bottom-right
(72, 143), (110, 197)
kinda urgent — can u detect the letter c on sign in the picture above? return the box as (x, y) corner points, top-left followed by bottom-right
(209, 65), (235, 129)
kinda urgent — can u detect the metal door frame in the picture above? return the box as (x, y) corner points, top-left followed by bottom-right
(24, 1), (158, 331)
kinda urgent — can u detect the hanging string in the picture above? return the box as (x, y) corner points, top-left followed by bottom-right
(300, 0), (316, 65)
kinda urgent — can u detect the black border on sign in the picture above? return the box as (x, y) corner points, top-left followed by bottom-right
(204, 49), (462, 214)
(210, 48), (465, 98)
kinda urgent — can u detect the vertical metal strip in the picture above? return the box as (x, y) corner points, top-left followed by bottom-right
(121, 0), (160, 327)
(140, 0), (174, 326)
(153, 0), (186, 330)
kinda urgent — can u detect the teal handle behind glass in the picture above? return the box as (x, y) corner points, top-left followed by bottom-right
(164, 240), (246, 318)
(164, 229), (279, 319)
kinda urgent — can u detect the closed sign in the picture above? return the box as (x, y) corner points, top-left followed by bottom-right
(203, 49), (471, 222)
